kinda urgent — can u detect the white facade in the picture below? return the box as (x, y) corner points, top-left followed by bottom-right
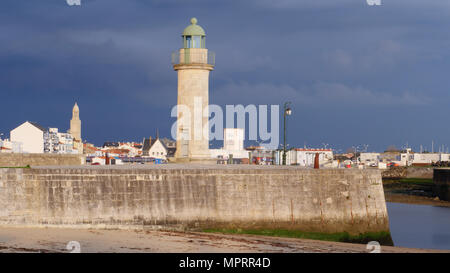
(210, 128), (247, 160)
(0, 139), (12, 153)
(10, 122), (75, 154)
(440, 153), (450, 162)
(278, 149), (333, 167)
(411, 153), (444, 164)
(44, 128), (59, 153)
(359, 153), (380, 165)
(224, 128), (244, 151)
(57, 132), (75, 154)
(210, 149), (249, 159)
(91, 156), (123, 165)
(118, 142), (141, 157)
(44, 128), (75, 154)
(0, 139), (22, 153)
(10, 121), (44, 153)
(148, 139), (168, 160)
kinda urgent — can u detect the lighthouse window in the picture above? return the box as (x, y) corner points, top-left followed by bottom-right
(193, 36), (202, 48)
(185, 36), (192, 48)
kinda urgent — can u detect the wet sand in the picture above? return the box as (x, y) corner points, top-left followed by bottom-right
(0, 227), (447, 253)
(385, 192), (450, 207)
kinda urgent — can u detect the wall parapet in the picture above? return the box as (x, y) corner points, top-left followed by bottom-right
(0, 153), (85, 167)
(0, 166), (389, 235)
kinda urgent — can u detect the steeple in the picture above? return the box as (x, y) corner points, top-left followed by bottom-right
(70, 102), (82, 141)
(72, 102), (80, 118)
(70, 102), (82, 154)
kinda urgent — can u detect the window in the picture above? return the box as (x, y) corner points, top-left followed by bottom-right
(185, 36), (192, 48)
(193, 36), (201, 48)
(185, 36), (203, 48)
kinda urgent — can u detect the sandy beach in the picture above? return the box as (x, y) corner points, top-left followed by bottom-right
(0, 227), (447, 253)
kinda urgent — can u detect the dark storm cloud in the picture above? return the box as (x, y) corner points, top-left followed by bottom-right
(1, 0), (449, 151)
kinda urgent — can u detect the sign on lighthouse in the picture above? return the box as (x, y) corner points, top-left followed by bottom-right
(172, 18), (215, 162)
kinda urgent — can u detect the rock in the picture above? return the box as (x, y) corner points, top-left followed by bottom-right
(382, 167), (407, 179)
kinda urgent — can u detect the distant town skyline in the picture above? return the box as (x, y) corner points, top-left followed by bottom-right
(1, 0), (450, 152)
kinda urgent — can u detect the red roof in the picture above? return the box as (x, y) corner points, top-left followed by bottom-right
(104, 149), (130, 154)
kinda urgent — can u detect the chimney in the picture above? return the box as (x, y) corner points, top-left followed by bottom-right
(314, 153), (320, 169)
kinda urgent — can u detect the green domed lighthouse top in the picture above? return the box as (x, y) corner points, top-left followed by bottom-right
(182, 18), (206, 37)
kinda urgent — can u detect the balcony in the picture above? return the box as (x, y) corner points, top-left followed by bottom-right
(171, 50), (215, 66)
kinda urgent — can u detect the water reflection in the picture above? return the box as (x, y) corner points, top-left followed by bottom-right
(387, 202), (450, 250)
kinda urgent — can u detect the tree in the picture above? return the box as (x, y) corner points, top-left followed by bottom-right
(385, 145), (399, 153)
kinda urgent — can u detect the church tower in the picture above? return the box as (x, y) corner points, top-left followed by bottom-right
(172, 18), (215, 161)
(70, 102), (82, 154)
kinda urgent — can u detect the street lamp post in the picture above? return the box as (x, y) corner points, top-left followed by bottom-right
(282, 102), (292, 165)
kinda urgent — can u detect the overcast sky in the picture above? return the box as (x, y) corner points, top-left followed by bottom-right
(1, 0), (449, 152)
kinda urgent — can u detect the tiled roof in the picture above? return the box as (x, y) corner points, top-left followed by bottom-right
(104, 149), (129, 154)
(167, 147), (176, 157)
(143, 138), (156, 152)
(28, 121), (46, 132)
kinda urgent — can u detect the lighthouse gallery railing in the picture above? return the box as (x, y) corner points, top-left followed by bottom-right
(171, 51), (215, 66)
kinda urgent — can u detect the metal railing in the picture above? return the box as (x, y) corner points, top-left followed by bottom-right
(171, 51), (215, 66)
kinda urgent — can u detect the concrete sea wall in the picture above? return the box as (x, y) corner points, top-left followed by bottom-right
(0, 166), (389, 234)
(433, 168), (450, 201)
(0, 154), (85, 167)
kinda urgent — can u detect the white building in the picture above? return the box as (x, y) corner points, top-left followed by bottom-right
(0, 139), (12, 153)
(44, 128), (75, 154)
(91, 156), (123, 165)
(210, 149), (249, 160)
(0, 139), (22, 153)
(10, 121), (45, 153)
(277, 148), (334, 167)
(143, 138), (170, 160)
(118, 142), (142, 157)
(410, 153), (445, 165)
(10, 121), (75, 154)
(396, 148), (449, 166)
(224, 128), (244, 151)
(359, 153), (381, 166)
(210, 128), (249, 160)
(440, 153), (450, 162)
(57, 131), (75, 154)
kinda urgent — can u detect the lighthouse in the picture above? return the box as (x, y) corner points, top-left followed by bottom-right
(172, 18), (215, 162)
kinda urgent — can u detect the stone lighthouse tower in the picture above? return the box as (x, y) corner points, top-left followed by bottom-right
(172, 18), (215, 162)
(70, 102), (83, 154)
